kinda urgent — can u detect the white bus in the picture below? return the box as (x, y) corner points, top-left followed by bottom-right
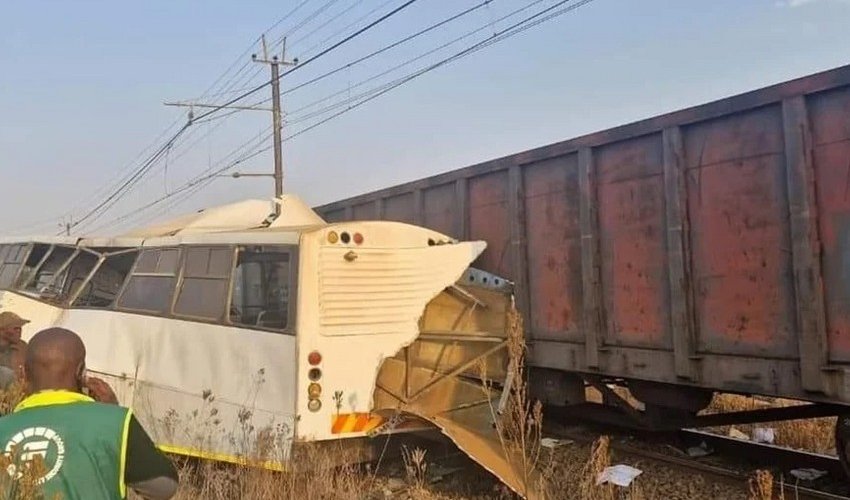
(0, 196), (529, 494)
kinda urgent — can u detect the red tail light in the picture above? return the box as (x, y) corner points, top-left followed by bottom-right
(308, 351), (322, 366)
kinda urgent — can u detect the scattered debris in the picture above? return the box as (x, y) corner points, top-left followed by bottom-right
(752, 427), (775, 444)
(790, 468), (828, 481)
(541, 437), (573, 449)
(686, 441), (714, 458)
(596, 464), (643, 487)
(428, 464), (463, 483)
(728, 427), (749, 440)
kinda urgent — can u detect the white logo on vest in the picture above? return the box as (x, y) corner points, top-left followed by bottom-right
(4, 427), (66, 484)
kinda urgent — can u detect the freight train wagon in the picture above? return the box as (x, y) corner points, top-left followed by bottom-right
(315, 63), (850, 471)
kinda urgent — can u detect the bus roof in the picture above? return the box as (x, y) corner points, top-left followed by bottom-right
(1, 195), (325, 247)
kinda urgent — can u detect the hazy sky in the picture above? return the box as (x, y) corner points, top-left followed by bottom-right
(1, 0), (850, 235)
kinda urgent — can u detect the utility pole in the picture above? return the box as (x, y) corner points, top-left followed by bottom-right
(253, 35), (297, 209)
(163, 35), (297, 214)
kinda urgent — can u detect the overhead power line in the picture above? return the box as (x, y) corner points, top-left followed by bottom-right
(67, 0), (420, 234)
(191, 0), (422, 124)
(66, 122), (191, 233)
(86, 129), (275, 234)
(278, 0), (497, 103)
(87, 0), (598, 234)
(51, 0), (320, 235)
(283, 0), (549, 121)
(98, 0), (598, 234)
(298, 0), (396, 57)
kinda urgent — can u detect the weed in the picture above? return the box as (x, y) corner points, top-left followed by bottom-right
(578, 436), (613, 500)
(481, 299), (547, 498)
(747, 469), (786, 500)
(402, 445), (428, 490)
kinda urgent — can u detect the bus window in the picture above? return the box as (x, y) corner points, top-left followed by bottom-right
(47, 250), (100, 302)
(21, 246), (76, 294)
(16, 244), (52, 289)
(0, 244), (29, 289)
(230, 247), (292, 331)
(116, 248), (181, 314)
(72, 250), (138, 308)
(173, 246), (233, 321)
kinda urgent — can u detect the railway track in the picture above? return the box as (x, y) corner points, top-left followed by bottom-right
(547, 424), (849, 499)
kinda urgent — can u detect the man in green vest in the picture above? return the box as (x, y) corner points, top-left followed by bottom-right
(0, 327), (179, 499)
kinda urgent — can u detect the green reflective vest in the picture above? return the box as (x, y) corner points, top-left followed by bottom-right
(0, 390), (131, 500)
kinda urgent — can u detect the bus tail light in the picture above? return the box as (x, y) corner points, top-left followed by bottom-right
(307, 399), (321, 412)
(353, 232), (363, 245)
(308, 368), (321, 382)
(308, 351), (322, 366)
(308, 383), (322, 398)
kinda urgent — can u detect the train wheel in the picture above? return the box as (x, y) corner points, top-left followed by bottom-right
(835, 414), (850, 478)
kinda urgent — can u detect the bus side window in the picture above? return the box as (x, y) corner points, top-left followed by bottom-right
(21, 246), (76, 294)
(230, 247), (291, 331)
(173, 246), (233, 321)
(0, 244), (28, 289)
(72, 251), (139, 308)
(15, 244), (52, 289)
(51, 250), (100, 302)
(116, 248), (181, 314)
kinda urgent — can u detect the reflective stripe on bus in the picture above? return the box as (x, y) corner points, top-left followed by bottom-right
(330, 413), (383, 434)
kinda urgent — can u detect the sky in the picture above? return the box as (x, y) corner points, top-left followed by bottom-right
(1, 0), (850, 235)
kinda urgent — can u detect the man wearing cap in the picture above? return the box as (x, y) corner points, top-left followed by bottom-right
(0, 311), (29, 387)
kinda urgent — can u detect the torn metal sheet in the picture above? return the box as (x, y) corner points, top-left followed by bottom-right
(372, 280), (543, 499)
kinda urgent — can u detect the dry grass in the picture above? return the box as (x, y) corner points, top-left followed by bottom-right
(0, 451), (58, 500)
(0, 381), (26, 414)
(704, 394), (836, 455)
(402, 445), (428, 492)
(166, 442), (376, 500)
(748, 469), (785, 500)
(486, 301), (547, 498)
(578, 436), (614, 500)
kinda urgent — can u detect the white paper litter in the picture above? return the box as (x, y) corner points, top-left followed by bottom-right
(790, 468), (828, 481)
(540, 437), (573, 449)
(596, 464), (643, 487)
(752, 427), (775, 444)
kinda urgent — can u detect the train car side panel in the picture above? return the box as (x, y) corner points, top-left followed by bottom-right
(522, 154), (583, 342)
(468, 171), (511, 277)
(683, 104), (798, 359)
(423, 183), (458, 237)
(315, 64), (850, 403)
(810, 87), (850, 363)
(595, 134), (670, 350)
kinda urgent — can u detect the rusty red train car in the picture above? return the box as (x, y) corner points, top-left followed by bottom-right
(316, 63), (850, 466)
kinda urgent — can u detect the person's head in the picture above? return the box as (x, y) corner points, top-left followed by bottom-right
(24, 328), (86, 394)
(0, 311), (29, 346)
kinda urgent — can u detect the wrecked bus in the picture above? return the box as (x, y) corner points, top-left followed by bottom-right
(0, 195), (538, 498)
